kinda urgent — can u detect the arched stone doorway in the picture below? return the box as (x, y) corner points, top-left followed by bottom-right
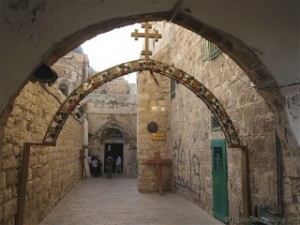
(89, 118), (137, 176)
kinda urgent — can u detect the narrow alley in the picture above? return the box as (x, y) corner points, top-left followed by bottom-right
(40, 177), (223, 225)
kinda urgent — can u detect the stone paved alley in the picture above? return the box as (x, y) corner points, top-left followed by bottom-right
(40, 177), (223, 225)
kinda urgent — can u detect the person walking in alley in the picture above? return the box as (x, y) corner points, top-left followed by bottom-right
(91, 155), (99, 177)
(106, 155), (114, 179)
(116, 155), (122, 173)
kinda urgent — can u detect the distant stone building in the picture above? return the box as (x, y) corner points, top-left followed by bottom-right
(52, 47), (138, 177)
(85, 77), (137, 176)
(52, 46), (89, 97)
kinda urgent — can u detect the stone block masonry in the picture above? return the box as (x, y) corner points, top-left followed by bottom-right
(0, 82), (84, 225)
(137, 71), (172, 193)
(146, 22), (300, 225)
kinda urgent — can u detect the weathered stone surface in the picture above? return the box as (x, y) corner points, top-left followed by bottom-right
(284, 158), (299, 178)
(137, 70), (172, 193)
(148, 22), (280, 220)
(1, 143), (14, 157)
(5, 170), (16, 187)
(3, 198), (17, 221)
(1, 157), (17, 170)
(0, 81), (84, 225)
(0, 172), (6, 189)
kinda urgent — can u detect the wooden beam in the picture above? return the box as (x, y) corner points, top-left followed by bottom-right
(140, 152), (172, 196)
(16, 142), (54, 225)
(155, 153), (164, 196)
(15, 143), (31, 225)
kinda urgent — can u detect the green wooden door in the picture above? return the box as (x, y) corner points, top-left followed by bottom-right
(212, 139), (228, 223)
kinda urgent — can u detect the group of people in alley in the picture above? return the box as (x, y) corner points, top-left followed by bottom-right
(88, 154), (122, 179)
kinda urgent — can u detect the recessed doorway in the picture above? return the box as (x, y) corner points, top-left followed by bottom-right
(104, 143), (123, 173)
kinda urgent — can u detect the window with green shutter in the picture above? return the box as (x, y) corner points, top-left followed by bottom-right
(211, 114), (221, 131)
(170, 78), (176, 99)
(201, 39), (222, 61)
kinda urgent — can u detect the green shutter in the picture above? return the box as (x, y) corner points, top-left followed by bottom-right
(170, 78), (176, 99)
(201, 39), (222, 61)
(208, 41), (222, 60)
(211, 114), (221, 131)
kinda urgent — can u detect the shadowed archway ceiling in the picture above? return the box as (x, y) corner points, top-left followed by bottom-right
(0, 0), (299, 117)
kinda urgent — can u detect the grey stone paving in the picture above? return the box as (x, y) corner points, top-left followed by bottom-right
(40, 176), (223, 225)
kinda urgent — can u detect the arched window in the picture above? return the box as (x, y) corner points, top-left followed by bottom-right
(59, 83), (69, 96)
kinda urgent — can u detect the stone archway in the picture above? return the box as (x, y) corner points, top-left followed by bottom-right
(89, 119), (137, 176)
(43, 59), (240, 147)
(43, 15), (283, 112)
(1, 15), (290, 172)
(1, 15), (285, 146)
(89, 119), (131, 145)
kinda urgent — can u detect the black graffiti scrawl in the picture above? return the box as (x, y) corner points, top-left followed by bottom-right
(172, 138), (202, 201)
(192, 154), (200, 176)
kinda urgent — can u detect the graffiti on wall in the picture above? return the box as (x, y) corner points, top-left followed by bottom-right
(172, 138), (202, 201)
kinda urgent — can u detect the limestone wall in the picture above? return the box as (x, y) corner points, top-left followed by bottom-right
(52, 50), (89, 96)
(84, 77), (138, 177)
(0, 82), (84, 225)
(85, 93), (137, 115)
(147, 22), (299, 223)
(87, 112), (137, 177)
(87, 113), (136, 136)
(137, 70), (172, 192)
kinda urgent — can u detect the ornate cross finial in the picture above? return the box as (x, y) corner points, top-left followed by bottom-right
(131, 22), (162, 62)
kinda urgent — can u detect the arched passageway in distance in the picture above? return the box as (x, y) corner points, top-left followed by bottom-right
(88, 119), (137, 176)
(43, 59), (240, 147)
(89, 119), (131, 145)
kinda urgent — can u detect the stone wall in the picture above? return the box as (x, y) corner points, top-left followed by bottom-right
(85, 93), (137, 115)
(137, 70), (172, 192)
(52, 50), (89, 96)
(146, 22), (300, 223)
(85, 78), (138, 177)
(87, 112), (137, 176)
(0, 82), (84, 225)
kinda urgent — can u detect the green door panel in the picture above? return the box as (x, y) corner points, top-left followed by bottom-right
(212, 139), (228, 223)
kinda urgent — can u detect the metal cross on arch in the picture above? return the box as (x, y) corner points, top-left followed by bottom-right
(131, 22), (162, 62)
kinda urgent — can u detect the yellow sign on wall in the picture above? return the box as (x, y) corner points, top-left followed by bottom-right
(152, 132), (166, 141)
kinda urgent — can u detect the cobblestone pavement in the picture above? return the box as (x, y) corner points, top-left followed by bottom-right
(40, 176), (223, 225)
